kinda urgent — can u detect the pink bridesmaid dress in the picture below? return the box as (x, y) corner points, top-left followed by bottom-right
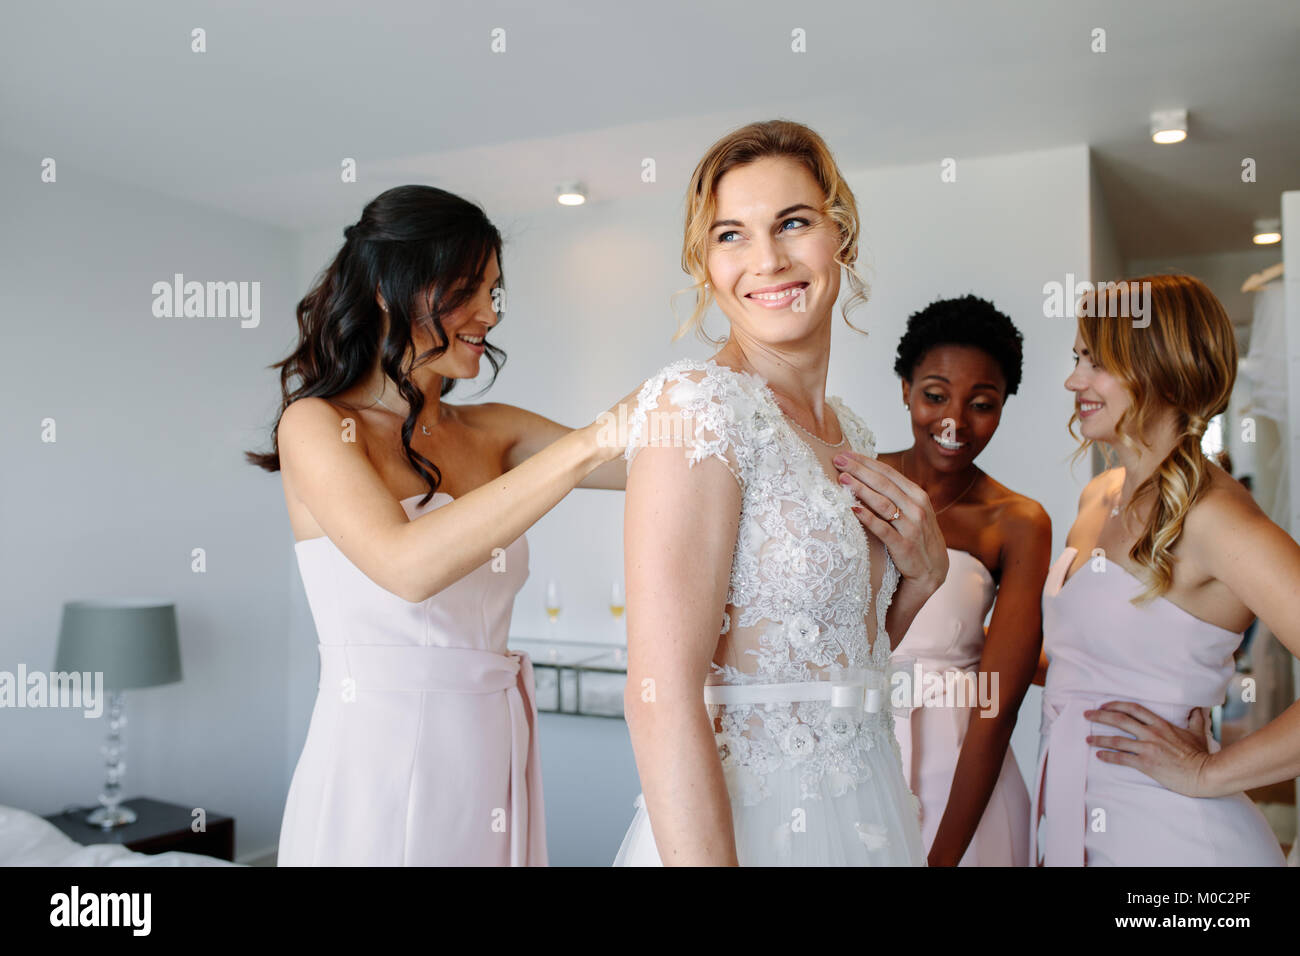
(278, 492), (546, 866)
(893, 548), (1031, 865)
(1033, 546), (1285, 866)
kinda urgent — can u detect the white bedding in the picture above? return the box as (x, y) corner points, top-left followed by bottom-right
(0, 805), (241, 866)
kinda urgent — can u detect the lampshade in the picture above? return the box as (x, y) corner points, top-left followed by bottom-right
(54, 599), (182, 690)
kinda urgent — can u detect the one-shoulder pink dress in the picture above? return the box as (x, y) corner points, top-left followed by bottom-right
(893, 548), (1031, 865)
(278, 492), (546, 866)
(1032, 546), (1284, 866)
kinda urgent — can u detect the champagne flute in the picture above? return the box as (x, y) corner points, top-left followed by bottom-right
(545, 578), (562, 636)
(609, 580), (625, 620)
(611, 581), (627, 669)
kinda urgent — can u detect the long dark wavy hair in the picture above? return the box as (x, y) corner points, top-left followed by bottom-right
(245, 185), (508, 507)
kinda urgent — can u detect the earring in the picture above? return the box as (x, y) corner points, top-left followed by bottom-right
(905, 403), (910, 410)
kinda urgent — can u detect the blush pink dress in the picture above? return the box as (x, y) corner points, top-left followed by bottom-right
(1032, 546), (1285, 866)
(893, 548), (1031, 865)
(278, 492), (546, 866)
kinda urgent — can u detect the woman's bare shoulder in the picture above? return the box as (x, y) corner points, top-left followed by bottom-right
(991, 482), (1050, 526)
(280, 395), (366, 440)
(1182, 462), (1267, 545)
(970, 474), (1050, 546)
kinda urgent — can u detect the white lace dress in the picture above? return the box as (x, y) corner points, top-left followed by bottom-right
(613, 358), (926, 866)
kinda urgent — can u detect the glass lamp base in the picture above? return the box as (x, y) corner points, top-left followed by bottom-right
(86, 804), (137, 829)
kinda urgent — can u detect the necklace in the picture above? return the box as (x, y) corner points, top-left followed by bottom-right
(1112, 478), (1137, 518)
(373, 390), (433, 436)
(774, 396), (846, 448)
(903, 448), (980, 515)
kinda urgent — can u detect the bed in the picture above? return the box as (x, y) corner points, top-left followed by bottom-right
(0, 804), (242, 866)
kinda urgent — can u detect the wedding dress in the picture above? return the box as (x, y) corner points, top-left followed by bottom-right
(613, 358), (927, 866)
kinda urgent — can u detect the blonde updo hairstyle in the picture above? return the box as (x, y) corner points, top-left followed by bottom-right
(673, 119), (871, 345)
(1070, 273), (1238, 606)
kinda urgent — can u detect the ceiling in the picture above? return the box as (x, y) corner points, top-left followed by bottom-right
(3, 0), (1297, 260)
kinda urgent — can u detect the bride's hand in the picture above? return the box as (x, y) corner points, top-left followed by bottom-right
(833, 451), (948, 593)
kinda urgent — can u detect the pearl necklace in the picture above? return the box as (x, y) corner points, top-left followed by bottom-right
(773, 396), (846, 448)
(786, 414), (846, 448)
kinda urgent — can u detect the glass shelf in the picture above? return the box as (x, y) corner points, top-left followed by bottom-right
(512, 638), (627, 720)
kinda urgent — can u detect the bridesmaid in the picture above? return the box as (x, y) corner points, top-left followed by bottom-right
(1034, 272), (1289, 866)
(882, 295), (1050, 866)
(246, 185), (632, 865)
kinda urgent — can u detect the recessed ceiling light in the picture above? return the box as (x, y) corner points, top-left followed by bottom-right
(1150, 108), (1187, 145)
(1253, 218), (1281, 245)
(556, 182), (587, 206)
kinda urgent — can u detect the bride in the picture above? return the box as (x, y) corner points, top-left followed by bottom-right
(614, 120), (949, 866)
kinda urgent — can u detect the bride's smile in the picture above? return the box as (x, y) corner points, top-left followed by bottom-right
(705, 156), (842, 350)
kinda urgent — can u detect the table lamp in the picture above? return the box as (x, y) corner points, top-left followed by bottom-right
(54, 599), (182, 829)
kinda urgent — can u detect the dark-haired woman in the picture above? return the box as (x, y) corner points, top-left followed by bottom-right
(883, 295), (1051, 866)
(247, 185), (633, 866)
(1034, 274), (1289, 866)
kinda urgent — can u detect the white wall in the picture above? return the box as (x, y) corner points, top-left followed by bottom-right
(1090, 150), (1125, 289)
(0, 145), (297, 860)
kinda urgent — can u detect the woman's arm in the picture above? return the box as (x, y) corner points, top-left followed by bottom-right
(495, 403), (629, 490)
(279, 395), (624, 603)
(622, 408), (743, 866)
(1087, 486), (1300, 795)
(927, 501), (1052, 866)
(1030, 647), (1048, 686)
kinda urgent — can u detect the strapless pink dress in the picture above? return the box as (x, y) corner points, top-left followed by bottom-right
(1033, 546), (1285, 866)
(893, 548), (1031, 865)
(278, 492), (546, 866)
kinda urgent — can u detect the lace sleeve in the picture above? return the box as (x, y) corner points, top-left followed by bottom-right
(828, 396), (877, 459)
(624, 362), (745, 489)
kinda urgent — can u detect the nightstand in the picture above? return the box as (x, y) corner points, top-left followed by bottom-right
(44, 797), (235, 861)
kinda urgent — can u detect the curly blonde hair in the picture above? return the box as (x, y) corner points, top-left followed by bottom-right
(1070, 273), (1238, 606)
(673, 119), (871, 345)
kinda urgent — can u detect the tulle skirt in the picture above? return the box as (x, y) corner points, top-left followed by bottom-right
(614, 744), (927, 866)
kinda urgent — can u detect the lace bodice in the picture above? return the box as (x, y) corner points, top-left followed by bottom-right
(624, 358), (905, 806)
